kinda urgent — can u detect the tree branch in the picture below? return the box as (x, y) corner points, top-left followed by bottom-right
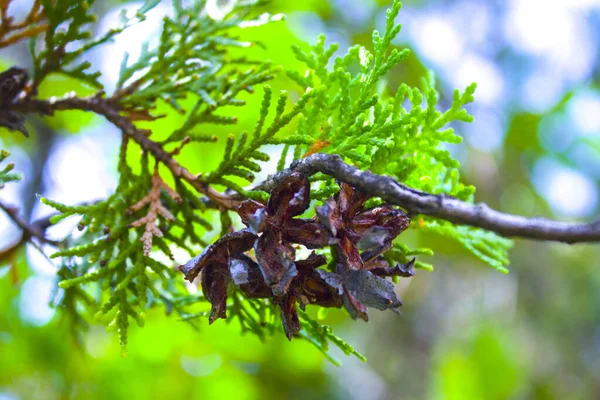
(0, 0), (46, 49)
(13, 94), (241, 210)
(257, 154), (600, 244)
(0, 199), (58, 246)
(12, 95), (600, 244)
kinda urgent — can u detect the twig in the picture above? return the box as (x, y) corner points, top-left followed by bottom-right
(11, 95), (600, 244)
(0, 0), (46, 48)
(13, 94), (242, 210)
(257, 154), (600, 244)
(0, 199), (59, 246)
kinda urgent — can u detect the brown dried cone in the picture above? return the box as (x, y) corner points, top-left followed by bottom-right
(365, 256), (416, 278)
(178, 229), (257, 323)
(0, 67), (29, 137)
(315, 182), (412, 320)
(226, 252), (344, 339)
(279, 253), (342, 339)
(237, 172), (331, 295)
(326, 261), (405, 322)
(177, 172), (415, 338)
(0, 67), (28, 105)
(316, 181), (411, 270)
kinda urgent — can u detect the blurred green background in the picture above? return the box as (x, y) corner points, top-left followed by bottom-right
(1, 0), (600, 399)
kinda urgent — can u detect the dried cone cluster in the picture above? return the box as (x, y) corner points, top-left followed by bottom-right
(178, 172), (415, 339)
(0, 67), (29, 137)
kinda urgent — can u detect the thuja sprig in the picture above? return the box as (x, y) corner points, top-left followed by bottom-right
(383, 242), (435, 277)
(14, 0), (292, 355)
(40, 146), (210, 354)
(159, 62), (278, 144)
(30, 0), (160, 90)
(298, 309), (366, 365)
(115, 1), (283, 143)
(0, 0), (47, 49)
(5, 0), (597, 364)
(179, 173), (413, 345)
(53, 263), (96, 349)
(419, 219), (513, 273)
(270, 0), (512, 270)
(283, 3), (471, 184)
(0, 149), (20, 188)
(201, 85), (313, 195)
(48, 210), (188, 355)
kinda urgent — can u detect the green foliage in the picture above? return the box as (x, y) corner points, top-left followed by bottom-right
(117, 1), (283, 142)
(5, 0), (514, 361)
(31, 0), (160, 88)
(384, 242), (436, 275)
(298, 309), (366, 365)
(0, 149), (20, 188)
(208, 0), (510, 270)
(28, 0), (355, 359)
(41, 139), (214, 355)
(421, 219), (512, 273)
(202, 85), (313, 194)
(280, 7), (508, 271)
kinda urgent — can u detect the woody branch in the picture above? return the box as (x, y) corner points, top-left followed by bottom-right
(11, 95), (600, 245)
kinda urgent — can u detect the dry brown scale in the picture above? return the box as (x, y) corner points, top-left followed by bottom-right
(178, 172), (416, 340)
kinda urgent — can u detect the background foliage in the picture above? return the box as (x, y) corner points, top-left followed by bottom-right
(1, 0), (600, 399)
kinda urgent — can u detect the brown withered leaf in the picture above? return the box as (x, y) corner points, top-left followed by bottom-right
(356, 226), (390, 251)
(294, 252), (327, 271)
(254, 230), (297, 296)
(351, 205), (410, 251)
(337, 235), (364, 270)
(337, 181), (368, 219)
(316, 197), (365, 270)
(344, 269), (402, 312)
(366, 257), (416, 278)
(178, 229), (257, 281)
(318, 185), (410, 269)
(282, 219), (331, 249)
(279, 292), (301, 340)
(237, 173), (316, 249)
(180, 170), (415, 339)
(297, 275), (343, 309)
(292, 253), (343, 309)
(237, 199), (267, 233)
(316, 269), (344, 294)
(240, 276), (271, 299)
(323, 259), (406, 320)
(201, 265), (229, 324)
(342, 289), (369, 321)
(266, 172), (310, 225)
(351, 205), (400, 233)
(315, 197), (341, 237)
(237, 255), (271, 298)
